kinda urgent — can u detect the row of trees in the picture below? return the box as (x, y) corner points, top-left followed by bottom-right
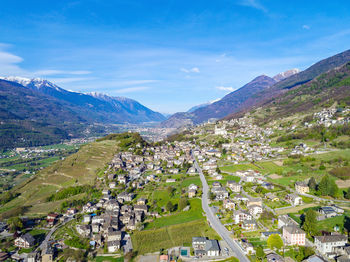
(308, 175), (339, 198)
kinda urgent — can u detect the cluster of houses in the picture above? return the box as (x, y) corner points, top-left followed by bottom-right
(312, 107), (350, 128)
(72, 141), (201, 253)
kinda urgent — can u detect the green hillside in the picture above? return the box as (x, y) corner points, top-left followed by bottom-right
(254, 62), (350, 123)
(0, 139), (118, 217)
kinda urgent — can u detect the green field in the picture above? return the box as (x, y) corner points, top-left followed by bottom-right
(132, 219), (219, 254)
(145, 198), (204, 229)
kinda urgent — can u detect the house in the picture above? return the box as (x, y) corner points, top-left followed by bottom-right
(285, 194), (302, 206)
(265, 192), (279, 202)
(314, 234), (347, 255)
(76, 225), (91, 237)
(192, 237), (220, 257)
(92, 223), (100, 233)
(109, 182), (116, 189)
(223, 199), (236, 210)
(166, 179), (176, 183)
(137, 198), (147, 205)
(226, 181), (242, 192)
(211, 187), (229, 200)
(241, 241), (254, 254)
(233, 210), (252, 224)
(83, 215), (91, 223)
(188, 189), (197, 198)
(117, 192), (134, 202)
(205, 239), (220, 256)
(189, 184), (198, 191)
(266, 252), (284, 262)
(282, 226), (306, 246)
(212, 182), (221, 188)
(41, 246), (54, 262)
(242, 220), (257, 230)
(278, 215), (292, 229)
(134, 204), (148, 214)
(319, 206), (338, 219)
(188, 166), (197, 174)
(107, 240), (120, 253)
(108, 231), (122, 241)
(192, 237), (207, 256)
(248, 205), (263, 217)
(14, 233), (35, 248)
(234, 194), (249, 202)
(47, 213), (59, 226)
(295, 181), (310, 194)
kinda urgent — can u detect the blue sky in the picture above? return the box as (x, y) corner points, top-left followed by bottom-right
(1, 0), (350, 113)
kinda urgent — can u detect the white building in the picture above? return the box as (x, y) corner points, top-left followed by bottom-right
(314, 234), (347, 255)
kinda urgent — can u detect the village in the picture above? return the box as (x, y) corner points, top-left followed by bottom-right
(1, 109), (350, 262)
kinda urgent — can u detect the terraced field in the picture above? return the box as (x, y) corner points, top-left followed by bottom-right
(0, 140), (118, 217)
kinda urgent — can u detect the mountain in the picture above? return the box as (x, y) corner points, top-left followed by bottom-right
(225, 49), (350, 120)
(0, 77), (165, 124)
(162, 75), (277, 128)
(272, 49), (350, 90)
(273, 68), (300, 81)
(187, 102), (211, 113)
(0, 79), (86, 149)
(251, 62), (350, 123)
(0, 77), (165, 149)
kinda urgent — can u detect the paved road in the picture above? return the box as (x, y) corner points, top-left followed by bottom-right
(193, 157), (249, 262)
(38, 217), (73, 251)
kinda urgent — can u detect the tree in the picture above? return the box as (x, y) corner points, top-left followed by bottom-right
(256, 245), (265, 261)
(344, 216), (350, 236)
(209, 192), (215, 201)
(166, 201), (175, 212)
(7, 217), (23, 232)
(317, 175), (329, 195)
(167, 186), (175, 197)
(308, 177), (317, 191)
(302, 209), (318, 237)
(345, 188), (350, 199)
(267, 234), (283, 250)
(178, 198), (188, 210)
(317, 175), (339, 197)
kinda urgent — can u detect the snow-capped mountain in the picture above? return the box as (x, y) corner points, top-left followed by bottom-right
(0, 76), (165, 123)
(0, 76), (64, 91)
(273, 68), (300, 82)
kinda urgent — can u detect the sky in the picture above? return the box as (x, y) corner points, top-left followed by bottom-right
(1, 1), (350, 113)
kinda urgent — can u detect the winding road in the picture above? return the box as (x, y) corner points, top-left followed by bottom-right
(193, 156), (250, 262)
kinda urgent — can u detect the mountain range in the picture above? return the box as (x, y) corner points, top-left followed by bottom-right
(0, 77), (165, 149)
(163, 49), (350, 128)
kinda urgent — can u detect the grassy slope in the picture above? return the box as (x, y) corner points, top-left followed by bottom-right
(0, 140), (118, 216)
(132, 219), (219, 254)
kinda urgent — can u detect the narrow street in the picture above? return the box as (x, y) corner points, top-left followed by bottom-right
(193, 156), (250, 262)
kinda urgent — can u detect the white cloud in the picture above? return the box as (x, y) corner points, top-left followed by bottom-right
(216, 86), (235, 92)
(33, 69), (92, 76)
(302, 25), (310, 30)
(238, 0), (267, 12)
(114, 86), (150, 93)
(48, 77), (96, 84)
(180, 67), (200, 73)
